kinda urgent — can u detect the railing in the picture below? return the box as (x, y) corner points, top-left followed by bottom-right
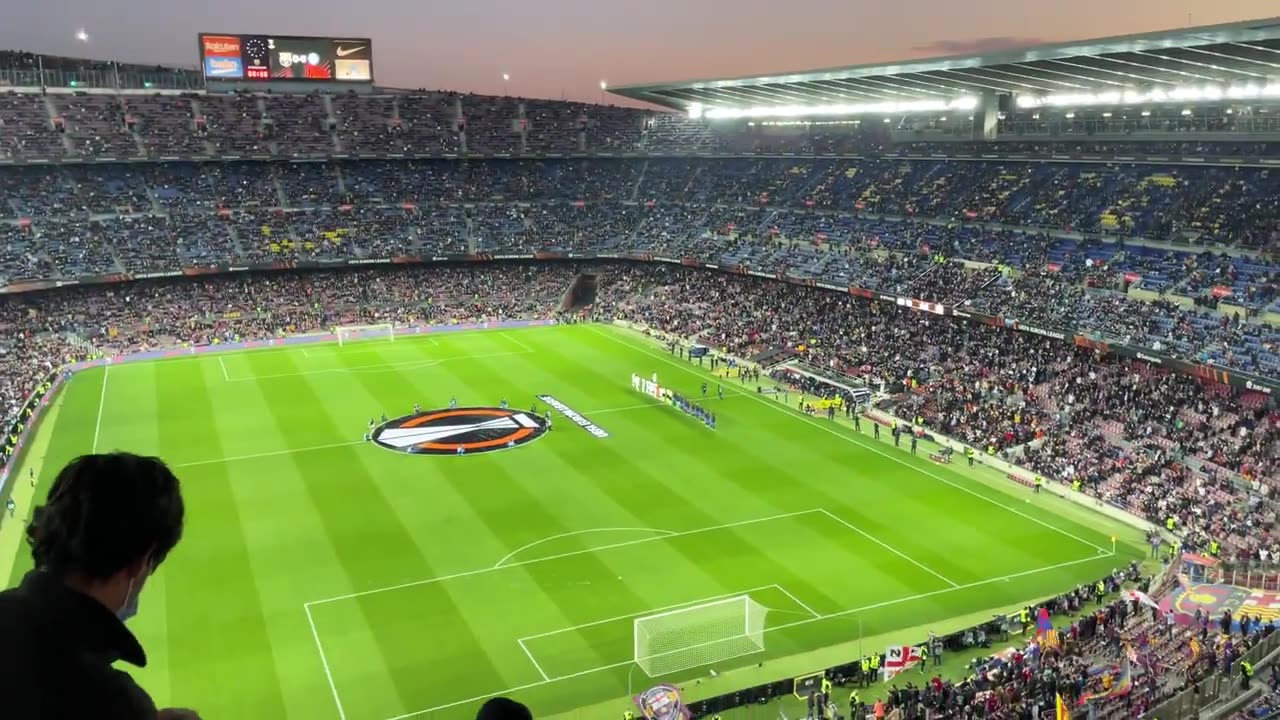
(1148, 629), (1280, 720)
(0, 65), (204, 91)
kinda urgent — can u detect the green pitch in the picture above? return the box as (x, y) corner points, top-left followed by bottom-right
(2, 323), (1144, 720)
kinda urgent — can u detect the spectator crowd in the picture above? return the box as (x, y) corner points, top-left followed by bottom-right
(3, 262), (1275, 568)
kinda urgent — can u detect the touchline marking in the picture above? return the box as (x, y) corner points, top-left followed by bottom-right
(218, 356), (231, 382)
(516, 638), (550, 682)
(589, 327), (1112, 555)
(91, 363), (110, 453)
(305, 509), (821, 607)
(377, 552), (1114, 720)
(305, 604), (348, 720)
(818, 509), (959, 588)
(172, 440), (367, 468)
(494, 527), (678, 569)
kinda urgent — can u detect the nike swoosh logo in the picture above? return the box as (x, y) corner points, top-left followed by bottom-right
(335, 46), (365, 57)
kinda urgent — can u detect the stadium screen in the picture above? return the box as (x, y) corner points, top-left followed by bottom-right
(199, 34), (373, 83)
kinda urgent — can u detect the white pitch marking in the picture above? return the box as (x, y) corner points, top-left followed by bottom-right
(494, 527), (678, 569)
(516, 638), (550, 682)
(304, 604), (348, 720)
(517, 585), (784, 642)
(772, 584), (822, 619)
(91, 363), (110, 453)
(500, 332), (536, 353)
(375, 552), (1115, 720)
(585, 402), (665, 415)
(819, 509), (959, 587)
(305, 509), (821, 607)
(589, 327), (1113, 555)
(218, 356), (231, 382)
(229, 349), (532, 381)
(172, 440), (367, 468)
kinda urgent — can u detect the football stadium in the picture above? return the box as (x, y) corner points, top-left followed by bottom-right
(2, 15), (1280, 720)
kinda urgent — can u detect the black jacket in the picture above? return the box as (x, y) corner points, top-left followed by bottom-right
(0, 570), (157, 719)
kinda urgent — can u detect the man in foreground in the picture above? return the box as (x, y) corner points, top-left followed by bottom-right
(0, 452), (198, 719)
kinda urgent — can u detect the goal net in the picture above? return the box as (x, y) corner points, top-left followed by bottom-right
(634, 596), (768, 677)
(335, 323), (396, 347)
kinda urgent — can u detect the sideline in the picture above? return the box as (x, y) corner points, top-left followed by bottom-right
(590, 325), (1114, 555)
(0, 387), (67, 586)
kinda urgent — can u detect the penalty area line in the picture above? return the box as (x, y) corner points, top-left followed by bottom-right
(516, 638), (550, 682)
(377, 551), (1116, 720)
(305, 509), (823, 607)
(494, 527), (677, 569)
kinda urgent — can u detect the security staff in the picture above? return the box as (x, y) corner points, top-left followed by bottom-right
(1242, 660), (1255, 689)
(859, 656), (871, 686)
(1034, 475), (1043, 494)
(1166, 516), (1177, 532)
(965, 447), (975, 467)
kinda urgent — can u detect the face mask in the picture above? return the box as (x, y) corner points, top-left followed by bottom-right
(116, 574), (142, 623)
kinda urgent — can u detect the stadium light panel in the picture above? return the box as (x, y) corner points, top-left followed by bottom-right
(702, 95), (975, 120)
(687, 102), (704, 120)
(1021, 82), (1280, 109)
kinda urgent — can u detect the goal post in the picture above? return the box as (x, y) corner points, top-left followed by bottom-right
(633, 595), (768, 677)
(335, 323), (396, 347)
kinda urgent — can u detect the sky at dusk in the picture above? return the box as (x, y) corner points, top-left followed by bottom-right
(1, 1), (1276, 105)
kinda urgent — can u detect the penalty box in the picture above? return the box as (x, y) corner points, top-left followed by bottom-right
(304, 509), (886, 720)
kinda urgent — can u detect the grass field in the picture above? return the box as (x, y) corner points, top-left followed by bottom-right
(1, 323), (1145, 720)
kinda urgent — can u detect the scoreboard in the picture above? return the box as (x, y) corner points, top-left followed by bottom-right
(199, 34), (373, 83)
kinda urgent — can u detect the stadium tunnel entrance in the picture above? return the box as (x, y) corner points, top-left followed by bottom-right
(560, 272), (599, 313)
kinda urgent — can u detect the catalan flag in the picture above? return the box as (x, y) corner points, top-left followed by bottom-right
(1056, 693), (1071, 720)
(1189, 637), (1203, 660)
(1042, 628), (1060, 648)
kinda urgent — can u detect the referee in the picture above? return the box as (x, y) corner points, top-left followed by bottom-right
(0, 453), (198, 719)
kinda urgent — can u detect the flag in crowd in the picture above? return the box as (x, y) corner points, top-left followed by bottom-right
(1126, 589), (1161, 610)
(882, 645), (924, 680)
(1055, 693), (1071, 720)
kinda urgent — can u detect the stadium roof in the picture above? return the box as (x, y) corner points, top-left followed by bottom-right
(611, 17), (1280, 112)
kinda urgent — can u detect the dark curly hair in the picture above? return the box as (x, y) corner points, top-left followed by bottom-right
(26, 453), (185, 580)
